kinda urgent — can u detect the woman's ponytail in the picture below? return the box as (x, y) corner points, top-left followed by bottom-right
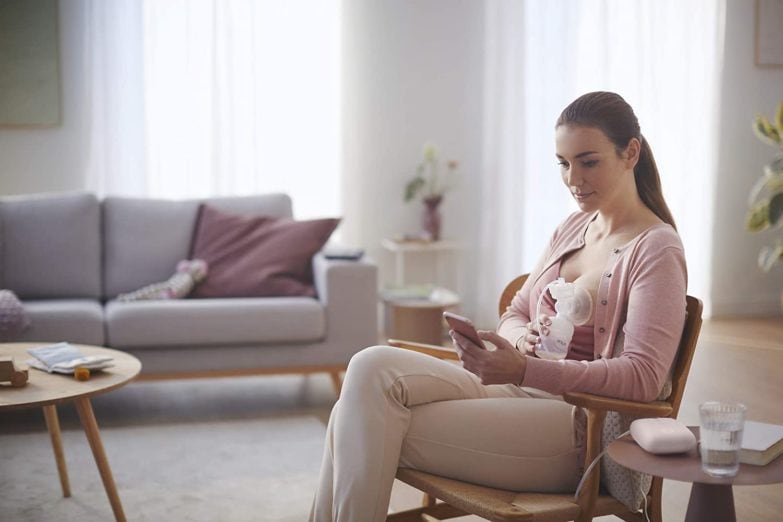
(635, 135), (676, 230)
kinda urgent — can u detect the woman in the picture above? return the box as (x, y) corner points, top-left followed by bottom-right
(310, 91), (687, 522)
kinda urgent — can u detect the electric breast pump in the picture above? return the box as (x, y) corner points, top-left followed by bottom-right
(535, 277), (593, 360)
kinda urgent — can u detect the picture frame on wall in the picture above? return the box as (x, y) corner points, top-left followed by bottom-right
(755, 0), (783, 67)
(0, 0), (61, 127)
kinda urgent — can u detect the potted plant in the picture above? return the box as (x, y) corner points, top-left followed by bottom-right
(745, 101), (783, 274)
(403, 143), (458, 241)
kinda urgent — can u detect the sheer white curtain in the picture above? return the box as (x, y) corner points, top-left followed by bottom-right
(85, 0), (341, 220)
(476, 0), (725, 326)
(83, 0), (147, 196)
(143, 0), (341, 218)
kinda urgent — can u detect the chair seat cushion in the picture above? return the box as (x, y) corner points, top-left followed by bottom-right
(105, 297), (325, 348)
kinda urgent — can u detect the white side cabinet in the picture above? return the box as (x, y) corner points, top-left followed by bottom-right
(380, 238), (462, 345)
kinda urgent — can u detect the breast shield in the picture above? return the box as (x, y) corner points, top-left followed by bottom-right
(536, 278), (593, 360)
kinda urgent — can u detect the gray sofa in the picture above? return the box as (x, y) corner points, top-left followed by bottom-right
(0, 191), (378, 383)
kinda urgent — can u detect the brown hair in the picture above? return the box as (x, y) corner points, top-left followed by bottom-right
(556, 91), (676, 229)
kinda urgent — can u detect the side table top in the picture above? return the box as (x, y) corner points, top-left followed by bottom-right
(608, 427), (783, 486)
(0, 343), (141, 411)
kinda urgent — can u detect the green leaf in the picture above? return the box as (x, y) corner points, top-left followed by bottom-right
(769, 192), (783, 226)
(776, 101), (783, 133)
(746, 202), (770, 232)
(404, 177), (425, 202)
(754, 115), (781, 146)
(758, 243), (783, 272)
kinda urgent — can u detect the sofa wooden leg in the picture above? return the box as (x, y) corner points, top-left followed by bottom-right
(329, 370), (343, 397)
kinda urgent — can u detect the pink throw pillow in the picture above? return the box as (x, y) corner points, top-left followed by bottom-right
(189, 204), (340, 298)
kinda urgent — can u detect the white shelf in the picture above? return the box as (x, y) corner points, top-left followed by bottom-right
(381, 237), (462, 287)
(381, 238), (462, 253)
(380, 286), (460, 308)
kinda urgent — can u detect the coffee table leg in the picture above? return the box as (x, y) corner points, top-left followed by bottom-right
(42, 405), (71, 498)
(685, 483), (735, 522)
(74, 397), (126, 522)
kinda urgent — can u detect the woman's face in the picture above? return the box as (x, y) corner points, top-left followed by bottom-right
(555, 124), (638, 213)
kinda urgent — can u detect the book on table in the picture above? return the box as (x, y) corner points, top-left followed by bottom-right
(740, 420), (783, 466)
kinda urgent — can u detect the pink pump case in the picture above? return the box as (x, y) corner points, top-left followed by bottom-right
(630, 418), (697, 454)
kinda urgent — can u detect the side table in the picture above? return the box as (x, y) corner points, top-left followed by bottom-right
(0, 343), (142, 522)
(608, 427), (783, 522)
(381, 238), (462, 344)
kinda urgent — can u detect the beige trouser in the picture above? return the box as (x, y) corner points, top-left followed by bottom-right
(310, 345), (582, 522)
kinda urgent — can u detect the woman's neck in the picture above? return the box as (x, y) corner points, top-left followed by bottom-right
(592, 195), (660, 240)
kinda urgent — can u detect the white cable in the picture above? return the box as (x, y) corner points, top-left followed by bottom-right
(640, 482), (650, 522)
(573, 429), (631, 501)
(573, 429), (653, 520)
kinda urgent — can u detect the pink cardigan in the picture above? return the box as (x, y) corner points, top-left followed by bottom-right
(497, 211), (687, 402)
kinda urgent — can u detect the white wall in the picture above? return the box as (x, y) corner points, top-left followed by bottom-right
(340, 0), (485, 316)
(711, 0), (783, 316)
(1, 0), (780, 316)
(0, 1), (89, 195)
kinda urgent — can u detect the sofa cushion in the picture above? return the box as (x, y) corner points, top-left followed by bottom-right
(105, 297), (325, 348)
(16, 299), (105, 346)
(190, 204), (339, 298)
(0, 192), (101, 299)
(102, 194), (293, 298)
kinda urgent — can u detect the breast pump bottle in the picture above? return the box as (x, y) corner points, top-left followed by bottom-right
(535, 278), (593, 360)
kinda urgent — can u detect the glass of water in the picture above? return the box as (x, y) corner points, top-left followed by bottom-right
(699, 401), (746, 477)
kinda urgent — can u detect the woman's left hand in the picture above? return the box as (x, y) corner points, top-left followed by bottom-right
(450, 329), (527, 385)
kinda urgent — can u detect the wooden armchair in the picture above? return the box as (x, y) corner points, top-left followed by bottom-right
(386, 274), (703, 522)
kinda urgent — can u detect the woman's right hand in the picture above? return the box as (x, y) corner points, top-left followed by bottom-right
(520, 315), (552, 355)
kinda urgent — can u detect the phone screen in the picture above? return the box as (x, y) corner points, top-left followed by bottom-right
(443, 311), (485, 349)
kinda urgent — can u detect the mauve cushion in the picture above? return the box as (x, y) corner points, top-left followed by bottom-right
(189, 204), (339, 298)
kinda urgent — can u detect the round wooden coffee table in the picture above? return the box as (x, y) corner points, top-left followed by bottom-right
(0, 343), (141, 522)
(608, 427), (783, 522)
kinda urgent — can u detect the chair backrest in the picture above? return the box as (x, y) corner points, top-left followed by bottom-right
(496, 273), (703, 415)
(497, 274), (529, 317)
(668, 295), (703, 416)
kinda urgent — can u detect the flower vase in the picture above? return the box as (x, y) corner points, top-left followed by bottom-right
(421, 196), (443, 241)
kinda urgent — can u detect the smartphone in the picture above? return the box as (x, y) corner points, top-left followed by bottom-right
(443, 311), (486, 349)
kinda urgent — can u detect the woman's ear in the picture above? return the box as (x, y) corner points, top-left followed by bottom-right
(624, 137), (641, 169)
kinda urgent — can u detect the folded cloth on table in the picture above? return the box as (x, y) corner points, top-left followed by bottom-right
(26, 342), (114, 374)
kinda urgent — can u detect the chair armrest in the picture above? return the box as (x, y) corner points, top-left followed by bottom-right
(387, 339), (460, 361)
(563, 392), (673, 417)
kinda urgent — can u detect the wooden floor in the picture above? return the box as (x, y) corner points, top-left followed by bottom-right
(387, 316), (783, 521)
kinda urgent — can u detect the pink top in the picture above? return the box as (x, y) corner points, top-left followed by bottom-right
(497, 211), (687, 402)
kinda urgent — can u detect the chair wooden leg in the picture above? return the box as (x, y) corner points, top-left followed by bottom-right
(387, 502), (467, 521)
(648, 477), (663, 522)
(422, 493), (436, 507)
(329, 370), (343, 397)
(575, 409), (607, 522)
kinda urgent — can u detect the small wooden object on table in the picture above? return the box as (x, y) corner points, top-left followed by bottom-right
(0, 355), (28, 387)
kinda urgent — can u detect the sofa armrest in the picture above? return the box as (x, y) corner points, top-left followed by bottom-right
(313, 253), (378, 346)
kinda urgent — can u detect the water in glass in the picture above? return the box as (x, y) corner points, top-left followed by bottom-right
(699, 401), (746, 478)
